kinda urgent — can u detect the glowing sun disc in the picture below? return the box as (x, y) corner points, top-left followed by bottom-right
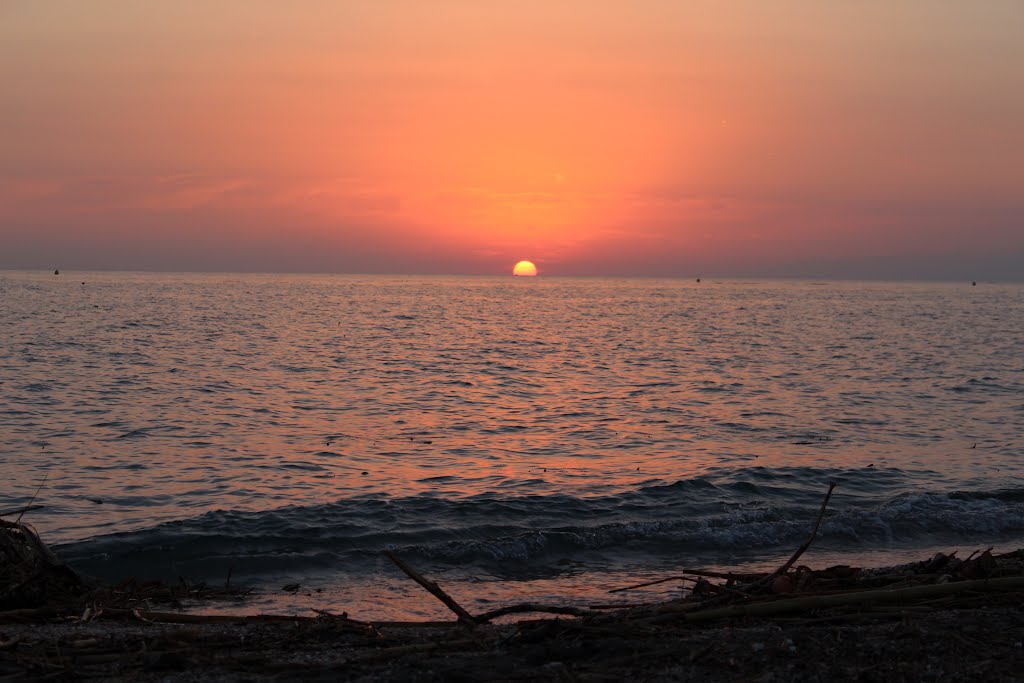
(512, 260), (538, 276)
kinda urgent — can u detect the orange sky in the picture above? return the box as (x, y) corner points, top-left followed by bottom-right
(1, 1), (1022, 278)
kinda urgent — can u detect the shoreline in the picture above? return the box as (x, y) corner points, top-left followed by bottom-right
(3, 512), (1022, 681)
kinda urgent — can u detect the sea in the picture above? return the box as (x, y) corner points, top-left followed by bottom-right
(2, 271), (1022, 620)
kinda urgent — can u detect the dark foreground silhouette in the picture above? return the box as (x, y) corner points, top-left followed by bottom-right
(2, 507), (1023, 681)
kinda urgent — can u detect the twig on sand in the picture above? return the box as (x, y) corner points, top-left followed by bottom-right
(119, 608), (379, 634)
(474, 603), (591, 623)
(606, 573), (745, 593)
(611, 575), (706, 594)
(384, 550), (477, 627)
(673, 568), (763, 582)
(610, 568), (763, 593)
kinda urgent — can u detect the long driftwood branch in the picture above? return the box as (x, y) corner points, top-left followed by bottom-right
(384, 550), (477, 626)
(474, 603), (592, 623)
(127, 609), (375, 633)
(611, 569), (762, 593)
(675, 576), (1024, 623)
(609, 576), (697, 594)
(751, 482), (837, 592)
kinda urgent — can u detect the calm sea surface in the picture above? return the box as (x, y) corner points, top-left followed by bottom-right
(2, 272), (1022, 618)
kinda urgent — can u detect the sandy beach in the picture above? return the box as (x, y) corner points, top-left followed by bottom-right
(2, 516), (1022, 682)
(2, 587), (1022, 681)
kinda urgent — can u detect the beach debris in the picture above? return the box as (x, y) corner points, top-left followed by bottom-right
(0, 519), (90, 610)
(771, 575), (794, 594)
(747, 482), (836, 594)
(0, 524), (1022, 683)
(650, 575), (1024, 625)
(384, 550), (477, 626)
(960, 548), (996, 579)
(1, 483), (1024, 681)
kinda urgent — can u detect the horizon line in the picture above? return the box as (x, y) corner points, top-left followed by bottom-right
(1, 267), (1016, 284)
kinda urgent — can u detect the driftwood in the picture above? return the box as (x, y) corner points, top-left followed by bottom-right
(609, 575), (698, 593)
(126, 608), (378, 635)
(0, 519), (90, 610)
(748, 481), (837, 593)
(384, 550), (477, 626)
(383, 552), (599, 625)
(609, 485), (838, 598)
(676, 576), (1024, 623)
(611, 568), (762, 593)
(3, 483), (1024, 642)
(475, 603), (592, 623)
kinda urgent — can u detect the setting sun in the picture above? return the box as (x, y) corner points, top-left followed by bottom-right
(512, 260), (538, 277)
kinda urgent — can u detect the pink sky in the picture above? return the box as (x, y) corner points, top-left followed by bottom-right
(1, 2), (1022, 278)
